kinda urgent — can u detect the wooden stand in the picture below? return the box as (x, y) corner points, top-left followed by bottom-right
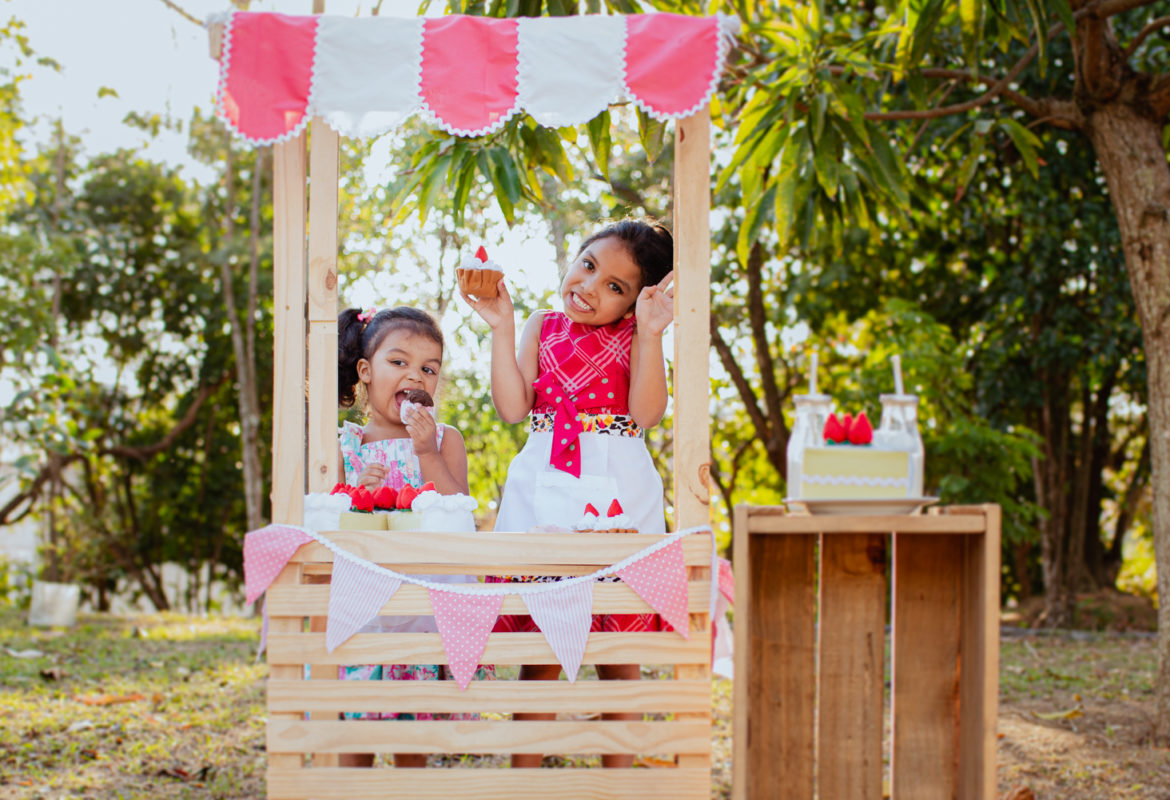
(264, 530), (713, 798)
(732, 505), (1000, 800)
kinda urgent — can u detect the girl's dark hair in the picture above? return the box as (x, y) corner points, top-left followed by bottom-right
(338, 306), (444, 408)
(578, 219), (674, 291)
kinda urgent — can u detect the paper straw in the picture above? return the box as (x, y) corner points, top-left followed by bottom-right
(809, 351), (818, 395)
(892, 354), (904, 395)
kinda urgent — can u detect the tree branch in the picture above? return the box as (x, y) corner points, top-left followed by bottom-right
(103, 374), (229, 460)
(1150, 74), (1170, 119)
(710, 321), (771, 445)
(744, 241), (787, 455)
(156, 0), (203, 26)
(1122, 15), (1170, 59)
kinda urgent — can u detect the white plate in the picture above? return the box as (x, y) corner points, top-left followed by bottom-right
(783, 497), (939, 516)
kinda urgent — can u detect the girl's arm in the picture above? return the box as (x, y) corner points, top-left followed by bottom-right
(418, 425), (470, 495)
(628, 271), (674, 428)
(628, 331), (669, 428)
(491, 310), (544, 424)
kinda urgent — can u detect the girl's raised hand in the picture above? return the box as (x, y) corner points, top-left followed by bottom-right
(460, 278), (514, 331)
(635, 271), (675, 336)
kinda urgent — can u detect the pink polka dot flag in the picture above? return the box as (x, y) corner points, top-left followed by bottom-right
(616, 540), (690, 639)
(429, 588), (504, 690)
(718, 556), (735, 606)
(244, 525), (313, 606)
(521, 579), (594, 682)
(326, 557), (402, 653)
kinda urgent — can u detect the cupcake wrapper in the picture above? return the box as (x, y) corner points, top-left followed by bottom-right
(458, 268), (504, 297)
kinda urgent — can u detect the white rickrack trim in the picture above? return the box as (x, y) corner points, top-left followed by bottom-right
(514, 17), (624, 129)
(802, 475), (911, 488)
(272, 523), (713, 596)
(213, 10), (317, 148)
(623, 14), (734, 123)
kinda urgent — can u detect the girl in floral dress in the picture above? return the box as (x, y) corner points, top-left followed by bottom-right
(461, 220), (676, 768)
(336, 305), (490, 768)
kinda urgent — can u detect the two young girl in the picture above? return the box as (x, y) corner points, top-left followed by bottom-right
(337, 219), (675, 769)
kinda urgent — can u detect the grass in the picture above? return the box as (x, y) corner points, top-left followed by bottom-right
(1, 607), (1166, 799)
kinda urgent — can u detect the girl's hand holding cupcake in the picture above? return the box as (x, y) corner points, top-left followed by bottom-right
(461, 278), (513, 331)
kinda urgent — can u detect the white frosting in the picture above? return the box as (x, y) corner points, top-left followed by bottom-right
(603, 512), (636, 530)
(399, 400), (436, 423)
(412, 490), (479, 532)
(459, 253), (504, 272)
(303, 492), (352, 532)
(572, 514), (600, 532)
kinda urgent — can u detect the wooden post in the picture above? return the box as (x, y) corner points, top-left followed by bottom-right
(271, 135), (307, 525)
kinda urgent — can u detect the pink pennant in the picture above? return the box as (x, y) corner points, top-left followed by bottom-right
(718, 557), (735, 606)
(420, 16), (519, 135)
(219, 12), (318, 142)
(521, 580), (594, 682)
(624, 14), (721, 118)
(616, 540), (690, 639)
(243, 525), (312, 605)
(429, 588), (503, 690)
(326, 558), (403, 653)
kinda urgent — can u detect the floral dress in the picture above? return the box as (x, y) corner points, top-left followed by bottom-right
(338, 421), (492, 720)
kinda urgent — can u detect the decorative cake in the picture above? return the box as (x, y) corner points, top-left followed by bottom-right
(334, 481), (435, 530)
(457, 246), (504, 298)
(572, 499), (637, 533)
(399, 388), (434, 424)
(787, 355), (925, 502)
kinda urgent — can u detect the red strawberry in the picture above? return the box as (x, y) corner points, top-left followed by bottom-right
(475, 245), (488, 262)
(350, 485), (375, 512)
(607, 499), (624, 517)
(848, 411), (874, 445)
(330, 482), (350, 495)
(583, 503), (600, 517)
(396, 484), (420, 510)
(419, 481), (436, 494)
(841, 413), (853, 441)
(823, 413), (846, 444)
(372, 485), (398, 510)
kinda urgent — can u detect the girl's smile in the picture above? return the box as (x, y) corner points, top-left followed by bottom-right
(560, 236), (642, 325)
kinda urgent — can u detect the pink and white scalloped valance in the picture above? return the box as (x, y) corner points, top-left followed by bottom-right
(213, 11), (735, 145)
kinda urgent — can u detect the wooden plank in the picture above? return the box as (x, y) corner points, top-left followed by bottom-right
(267, 767), (711, 800)
(267, 563), (306, 774)
(817, 534), (886, 800)
(268, 678), (712, 715)
(268, 719), (711, 755)
(307, 321), (338, 492)
(265, 581), (711, 617)
(956, 506), (999, 800)
(746, 515), (985, 535)
(747, 532), (816, 800)
(271, 135), (307, 525)
(266, 631), (711, 666)
(671, 107), (712, 533)
(892, 533), (963, 800)
(287, 531), (713, 565)
(732, 505), (751, 800)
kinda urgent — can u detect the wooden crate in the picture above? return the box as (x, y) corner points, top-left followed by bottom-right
(732, 505), (1000, 800)
(264, 529), (714, 799)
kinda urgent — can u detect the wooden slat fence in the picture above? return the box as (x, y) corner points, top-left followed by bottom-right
(264, 530), (714, 799)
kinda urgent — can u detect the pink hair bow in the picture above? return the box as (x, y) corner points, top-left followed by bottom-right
(357, 307), (377, 323)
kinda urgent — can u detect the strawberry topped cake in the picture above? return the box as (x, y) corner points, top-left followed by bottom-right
(572, 499), (638, 533)
(798, 410), (913, 500)
(457, 246), (504, 298)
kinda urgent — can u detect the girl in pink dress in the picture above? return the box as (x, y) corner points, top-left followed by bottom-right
(461, 219), (675, 768)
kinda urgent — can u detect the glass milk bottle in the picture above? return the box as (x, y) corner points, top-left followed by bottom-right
(786, 394), (832, 498)
(875, 394), (925, 497)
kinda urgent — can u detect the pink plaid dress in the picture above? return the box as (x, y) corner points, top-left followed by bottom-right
(495, 311), (665, 534)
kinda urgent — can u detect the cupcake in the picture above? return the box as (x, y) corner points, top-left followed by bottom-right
(572, 503), (602, 532)
(400, 388), (434, 424)
(599, 499), (637, 533)
(457, 246), (504, 298)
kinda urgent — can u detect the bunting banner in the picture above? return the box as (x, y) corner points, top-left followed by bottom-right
(430, 588), (505, 690)
(718, 557), (734, 606)
(326, 557), (403, 653)
(243, 520), (726, 687)
(615, 539), (691, 639)
(244, 526), (312, 605)
(211, 11), (739, 145)
(521, 580), (594, 683)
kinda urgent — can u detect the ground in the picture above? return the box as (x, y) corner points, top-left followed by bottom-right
(0, 608), (1167, 799)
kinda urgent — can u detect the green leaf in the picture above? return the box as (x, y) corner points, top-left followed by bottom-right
(812, 124), (840, 199)
(953, 137), (985, 201)
(998, 117), (1042, 179)
(586, 110), (613, 182)
(636, 108), (668, 165)
(960, 0), (985, 72)
(1051, 0), (1075, 41)
(1022, 0), (1047, 75)
(737, 182), (776, 267)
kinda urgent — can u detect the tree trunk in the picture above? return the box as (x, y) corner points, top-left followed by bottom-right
(1084, 101), (1170, 743)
